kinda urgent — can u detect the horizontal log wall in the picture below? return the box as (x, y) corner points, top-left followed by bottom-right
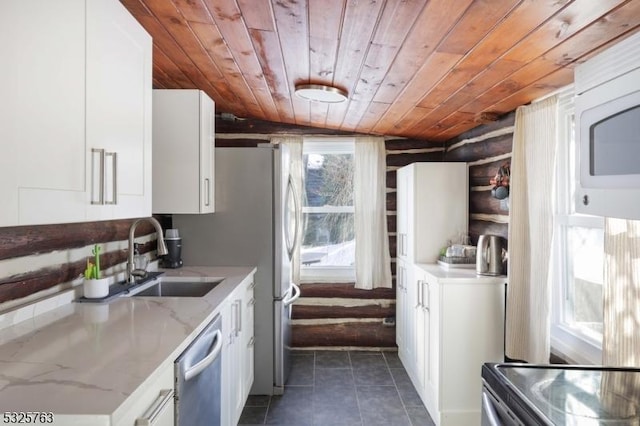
(291, 283), (396, 347)
(444, 112), (515, 244)
(0, 219), (160, 308)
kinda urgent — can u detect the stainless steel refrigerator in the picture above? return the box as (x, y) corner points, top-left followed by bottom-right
(173, 145), (300, 395)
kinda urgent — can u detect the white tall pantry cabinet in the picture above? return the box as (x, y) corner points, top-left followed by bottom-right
(396, 162), (467, 366)
(395, 162), (506, 426)
(0, 0), (152, 226)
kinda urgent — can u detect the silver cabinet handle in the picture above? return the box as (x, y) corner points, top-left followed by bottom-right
(135, 389), (174, 426)
(422, 281), (430, 311)
(403, 233), (408, 256)
(249, 281), (256, 290)
(105, 151), (117, 205)
(417, 280), (422, 308)
(248, 336), (255, 348)
(184, 330), (222, 381)
(237, 300), (242, 334)
(248, 297), (256, 307)
(204, 178), (210, 206)
(91, 148), (105, 205)
(402, 233), (405, 256)
(231, 301), (239, 338)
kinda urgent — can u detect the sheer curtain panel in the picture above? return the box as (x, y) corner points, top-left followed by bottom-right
(506, 96), (558, 363)
(603, 218), (640, 366)
(353, 137), (392, 290)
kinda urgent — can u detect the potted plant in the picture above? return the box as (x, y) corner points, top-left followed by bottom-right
(83, 244), (110, 299)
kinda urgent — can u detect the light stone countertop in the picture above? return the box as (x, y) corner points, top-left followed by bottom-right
(0, 266), (256, 419)
(415, 263), (508, 283)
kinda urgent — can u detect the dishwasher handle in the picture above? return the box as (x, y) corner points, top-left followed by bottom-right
(184, 329), (222, 382)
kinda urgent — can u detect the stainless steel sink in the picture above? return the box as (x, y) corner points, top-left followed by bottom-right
(128, 280), (223, 297)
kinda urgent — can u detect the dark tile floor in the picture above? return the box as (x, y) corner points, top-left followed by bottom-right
(238, 350), (435, 426)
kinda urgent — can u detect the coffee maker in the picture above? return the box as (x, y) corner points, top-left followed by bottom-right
(161, 228), (183, 268)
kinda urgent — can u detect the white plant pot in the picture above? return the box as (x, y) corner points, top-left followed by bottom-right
(83, 277), (110, 299)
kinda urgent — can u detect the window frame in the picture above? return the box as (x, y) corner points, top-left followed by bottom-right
(550, 87), (604, 364)
(299, 137), (356, 283)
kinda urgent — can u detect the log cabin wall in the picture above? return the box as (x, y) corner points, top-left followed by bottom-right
(216, 117), (444, 348)
(444, 112), (515, 244)
(0, 219), (158, 311)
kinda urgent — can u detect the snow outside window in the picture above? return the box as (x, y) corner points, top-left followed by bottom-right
(300, 138), (356, 282)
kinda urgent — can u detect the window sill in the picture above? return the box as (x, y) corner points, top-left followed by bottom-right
(300, 267), (355, 283)
(550, 323), (602, 365)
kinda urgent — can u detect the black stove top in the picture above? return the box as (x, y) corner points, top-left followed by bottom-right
(483, 363), (640, 425)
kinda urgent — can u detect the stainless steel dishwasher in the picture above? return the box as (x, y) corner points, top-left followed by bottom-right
(175, 314), (223, 426)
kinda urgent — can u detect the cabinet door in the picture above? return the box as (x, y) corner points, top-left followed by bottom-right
(414, 268), (427, 392)
(425, 277), (439, 415)
(242, 281), (255, 403)
(86, 0), (152, 221)
(413, 163), (468, 263)
(199, 93), (215, 213)
(231, 298), (244, 424)
(152, 90), (215, 214)
(221, 298), (234, 426)
(396, 167), (409, 260)
(1, 0), (87, 226)
(404, 264), (416, 371)
(395, 260), (406, 353)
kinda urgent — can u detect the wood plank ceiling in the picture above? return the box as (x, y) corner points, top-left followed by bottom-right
(121, 0), (640, 141)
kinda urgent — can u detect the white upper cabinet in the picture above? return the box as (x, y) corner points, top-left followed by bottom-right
(86, 0), (152, 221)
(0, 0), (151, 227)
(152, 89), (215, 214)
(0, 0), (87, 226)
(396, 163), (468, 263)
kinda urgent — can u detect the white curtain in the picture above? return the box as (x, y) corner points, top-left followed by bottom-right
(272, 136), (304, 284)
(603, 218), (640, 366)
(354, 137), (392, 290)
(505, 95), (558, 363)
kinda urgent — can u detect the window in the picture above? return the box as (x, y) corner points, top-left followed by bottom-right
(551, 88), (604, 364)
(300, 138), (355, 282)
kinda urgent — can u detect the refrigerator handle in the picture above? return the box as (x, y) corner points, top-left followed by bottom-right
(285, 175), (301, 261)
(283, 283), (301, 307)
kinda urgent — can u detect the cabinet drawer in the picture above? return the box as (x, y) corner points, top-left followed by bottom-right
(113, 364), (174, 426)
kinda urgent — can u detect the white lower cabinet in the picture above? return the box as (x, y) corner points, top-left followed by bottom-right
(222, 276), (255, 426)
(112, 363), (174, 426)
(402, 264), (506, 426)
(396, 258), (417, 375)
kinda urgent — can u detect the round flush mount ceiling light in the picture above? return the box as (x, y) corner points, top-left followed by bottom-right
(294, 84), (348, 103)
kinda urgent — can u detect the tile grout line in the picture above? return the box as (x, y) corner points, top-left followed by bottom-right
(348, 351), (366, 426)
(386, 353), (414, 426)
